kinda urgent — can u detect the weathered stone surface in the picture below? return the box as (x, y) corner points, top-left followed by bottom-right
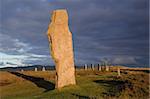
(47, 9), (76, 89)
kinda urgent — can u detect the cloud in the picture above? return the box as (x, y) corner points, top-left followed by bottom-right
(111, 56), (138, 64)
(0, 0), (149, 67)
(0, 33), (54, 67)
(0, 51), (53, 67)
(0, 33), (33, 54)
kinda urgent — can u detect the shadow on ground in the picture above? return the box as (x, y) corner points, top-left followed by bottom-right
(94, 80), (125, 97)
(71, 93), (90, 99)
(9, 71), (55, 92)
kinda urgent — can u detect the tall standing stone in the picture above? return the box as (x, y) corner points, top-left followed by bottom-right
(47, 9), (76, 89)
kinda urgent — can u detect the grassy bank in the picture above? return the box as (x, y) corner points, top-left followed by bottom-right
(0, 70), (149, 99)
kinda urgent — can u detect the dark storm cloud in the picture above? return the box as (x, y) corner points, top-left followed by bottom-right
(0, 0), (149, 66)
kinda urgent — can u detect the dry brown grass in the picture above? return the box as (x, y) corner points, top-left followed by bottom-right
(119, 72), (149, 99)
(0, 71), (23, 86)
(0, 70), (149, 99)
(0, 71), (56, 87)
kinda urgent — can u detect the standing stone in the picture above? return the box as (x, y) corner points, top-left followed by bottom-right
(98, 64), (101, 71)
(106, 66), (109, 71)
(47, 9), (76, 89)
(34, 67), (37, 72)
(117, 67), (121, 76)
(21, 69), (24, 72)
(84, 64), (88, 70)
(91, 64), (95, 71)
(42, 67), (46, 71)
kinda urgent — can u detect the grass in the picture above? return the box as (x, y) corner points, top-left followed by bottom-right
(0, 70), (149, 99)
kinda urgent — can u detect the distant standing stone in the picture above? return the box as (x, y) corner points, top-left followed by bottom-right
(98, 64), (101, 71)
(91, 64), (95, 70)
(117, 67), (121, 76)
(42, 67), (46, 71)
(34, 67), (37, 72)
(84, 64), (88, 70)
(106, 66), (109, 71)
(21, 69), (24, 72)
(47, 9), (76, 89)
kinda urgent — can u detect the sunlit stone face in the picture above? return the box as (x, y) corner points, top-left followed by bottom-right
(47, 9), (76, 89)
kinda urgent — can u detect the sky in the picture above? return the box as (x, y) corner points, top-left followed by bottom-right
(0, 0), (149, 67)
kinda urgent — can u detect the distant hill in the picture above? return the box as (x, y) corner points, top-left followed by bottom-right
(0, 65), (55, 71)
(0, 64), (148, 72)
(0, 65), (84, 71)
